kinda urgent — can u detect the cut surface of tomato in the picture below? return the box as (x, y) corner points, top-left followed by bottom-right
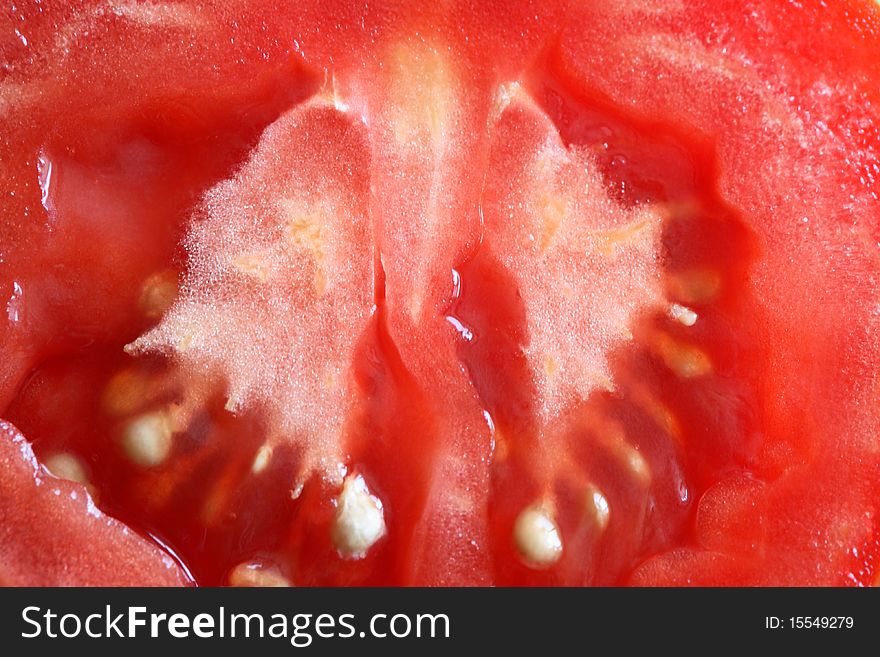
(1, 0), (878, 586)
(0, 420), (191, 586)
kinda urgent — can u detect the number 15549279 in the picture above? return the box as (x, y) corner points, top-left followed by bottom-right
(765, 617), (854, 630)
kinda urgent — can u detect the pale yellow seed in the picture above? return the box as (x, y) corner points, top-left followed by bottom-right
(332, 474), (387, 559)
(120, 410), (173, 467)
(251, 443), (273, 475)
(228, 562), (291, 587)
(44, 452), (89, 485)
(513, 503), (563, 568)
(585, 484), (611, 532)
(596, 422), (653, 486)
(102, 368), (151, 416)
(656, 332), (712, 378)
(621, 443), (652, 485)
(669, 303), (698, 326)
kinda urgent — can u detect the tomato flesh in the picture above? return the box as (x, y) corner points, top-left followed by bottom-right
(0, 420), (191, 586)
(1, 0), (879, 586)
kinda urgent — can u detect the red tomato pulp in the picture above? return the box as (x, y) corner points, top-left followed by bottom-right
(1, 0), (879, 586)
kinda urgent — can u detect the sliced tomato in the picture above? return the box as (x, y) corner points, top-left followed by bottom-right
(0, 420), (190, 585)
(1, 0), (878, 586)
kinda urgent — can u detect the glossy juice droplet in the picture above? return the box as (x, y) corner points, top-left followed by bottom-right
(7, 281), (24, 324)
(36, 151), (56, 224)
